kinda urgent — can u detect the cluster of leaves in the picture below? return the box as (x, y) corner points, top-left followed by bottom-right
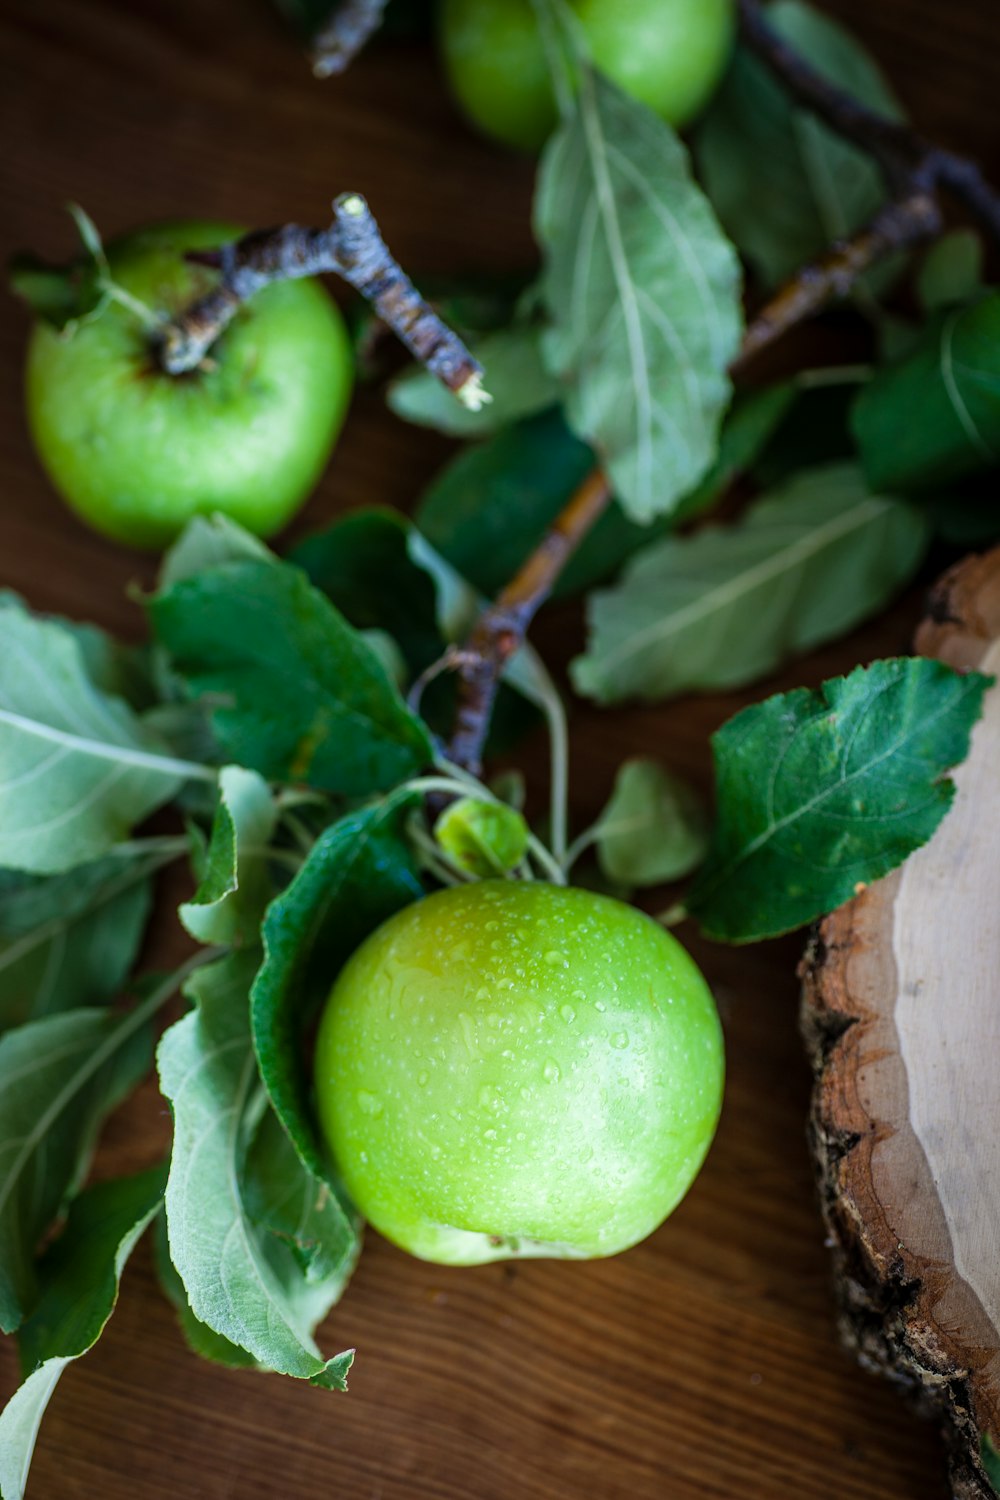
(1, 2), (998, 1494)
(394, 0), (999, 705)
(0, 501), (987, 1493)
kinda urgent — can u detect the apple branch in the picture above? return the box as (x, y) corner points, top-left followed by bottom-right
(448, 470), (612, 776)
(159, 194), (489, 409)
(311, 0), (389, 78)
(734, 191), (941, 368)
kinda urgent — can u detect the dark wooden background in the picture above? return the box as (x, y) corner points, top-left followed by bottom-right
(2, 2), (999, 1496)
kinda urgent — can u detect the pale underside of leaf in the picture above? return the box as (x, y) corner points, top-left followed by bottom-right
(536, 66), (742, 522)
(573, 465), (928, 702)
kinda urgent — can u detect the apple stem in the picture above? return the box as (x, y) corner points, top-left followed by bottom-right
(158, 194), (486, 407)
(310, 0), (389, 78)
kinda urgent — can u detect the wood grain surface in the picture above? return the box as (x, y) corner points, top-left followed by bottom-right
(1, 3), (999, 1497)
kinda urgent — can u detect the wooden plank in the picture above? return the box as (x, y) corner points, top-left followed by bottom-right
(1, 1), (998, 1494)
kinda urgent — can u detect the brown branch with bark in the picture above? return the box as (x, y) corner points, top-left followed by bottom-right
(310, 0), (388, 78)
(159, 194), (488, 409)
(447, 471), (613, 776)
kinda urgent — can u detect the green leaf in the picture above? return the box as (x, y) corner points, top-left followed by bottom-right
(159, 513), (274, 589)
(852, 295), (1000, 491)
(415, 408), (616, 598)
(288, 508), (443, 676)
(981, 1433), (1000, 1492)
(687, 658), (991, 943)
(591, 761), (709, 887)
(916, 490), (1000, 548)
(916, 230), (984, 314)
(534, 65), (743, 522)
(695, 1), (904, 286)
(434, 798), (530, 877)
(157, 952), (356, 1387)
(251, 793), (423, 1185)
(748, 378), (858, 490)
(0, 847), (162, 1034)
(179, 767), (278, 946)
(8, 254), (100, 333)
(0, 1002), (155, 1332)
(0, 1168), (165, 1500)
(388, 326), (559, 437)
(150, 558), (434, 797)
(573, 464), (929, 704)
(0, 597), (199, 873)
(242, 1105), (359, 1288)
(152, 1213), (258, 1370)
(417, 386), (795, 603)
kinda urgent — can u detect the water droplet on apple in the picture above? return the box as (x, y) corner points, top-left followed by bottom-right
(544, 950), (568, 968)
(417, 1070), (429, 1087)
(543, 1059), (561, 1084)
(559, 1004), (576, 1024)
(357, 1090), (383, 1117)
(611, 1031), (629, 1050)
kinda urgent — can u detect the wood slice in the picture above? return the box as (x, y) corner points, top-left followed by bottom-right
(801, 548), (1000, 1500)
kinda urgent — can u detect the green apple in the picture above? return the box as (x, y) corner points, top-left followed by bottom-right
(438, 0), (736, 152)
(314, 880), (724, 1264)
(25, 221), (353, 549)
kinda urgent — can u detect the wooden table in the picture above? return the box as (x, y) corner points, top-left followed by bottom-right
(2, 3), (998, 1496)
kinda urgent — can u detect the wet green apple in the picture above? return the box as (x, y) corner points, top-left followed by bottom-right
(25, 221), (353, 549)
(314, 880), (724, 1264)
(438, 0), (736, 152)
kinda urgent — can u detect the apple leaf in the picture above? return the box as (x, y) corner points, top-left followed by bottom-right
(0, 1003), (154, 1332)
(434, 797), (530, 877)
(157, 951), (356, 1387)
(388, 325), (559, 437)
(591, 761), (709, 888)
(251, 792), (424, 1185)
(916, 230), (984, 314)
(289, 509), (444, 677)
(242, 1104), (360, 1288)
(0, 596), (202, 874)
(687, 659), (991, 943)
(852, 294), (1000, 491)
(695, 1), (904, 286)
(415, 387), (795, 603)
(159, 512), (274, 589)
(150, 557), (434, 798)
(572, 464), (929, 704)
(179, 767), (278, 947)
(0, 1167), (165, 1500)
(152, 1214), (258, 1371)
(8, 253), (98, 332)
(0, 846), (163, 1033)
(535, 62), (743, 522)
